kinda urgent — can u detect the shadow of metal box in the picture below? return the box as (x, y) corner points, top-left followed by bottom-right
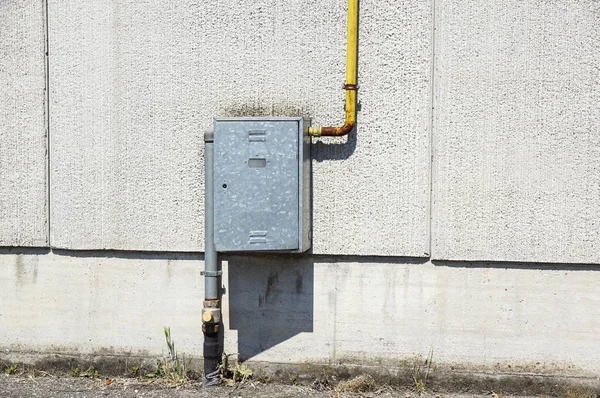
(213, 117), (311, 253)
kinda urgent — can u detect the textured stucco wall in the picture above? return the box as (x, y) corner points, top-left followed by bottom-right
(48, 0), (432, 256)
(0, 1), (48, 246)
(432, 0), (600, 263)
(2, 253), (599, 376)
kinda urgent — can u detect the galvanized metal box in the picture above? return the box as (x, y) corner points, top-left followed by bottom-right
(213, 117), (311, 252)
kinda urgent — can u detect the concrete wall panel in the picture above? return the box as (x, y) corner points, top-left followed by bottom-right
(0, 252), (204, 355)
(0, 1), (48, 247)
(2, 253), (600, 375)
(432, 0), (600, 263)
(49, 0), (432, 256)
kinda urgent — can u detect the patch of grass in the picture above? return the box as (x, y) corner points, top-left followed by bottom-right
(83, 366), (99, 378)
(155, 326), (189, 385)
(412, 349), (433, 394)
(70, 367), (80, 377)
(4, 363), (53, 378)
(333, 375), (376, 397)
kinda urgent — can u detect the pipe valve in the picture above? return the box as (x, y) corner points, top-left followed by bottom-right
(202, 300), (222, 325)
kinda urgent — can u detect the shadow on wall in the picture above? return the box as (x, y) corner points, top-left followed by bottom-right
(432, 259), (600, 271)
(227, 255), (313, 361)
(312, 126), (358, 162)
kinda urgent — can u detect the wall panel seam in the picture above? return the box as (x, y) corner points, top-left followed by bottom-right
(428, 0), (437, 258)
(44, 0), (51, 247)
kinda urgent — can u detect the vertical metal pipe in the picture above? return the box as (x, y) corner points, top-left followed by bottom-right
(203, 130), (221, 386)
(204, 131), (218, 300)
(308, 0), (359, 137)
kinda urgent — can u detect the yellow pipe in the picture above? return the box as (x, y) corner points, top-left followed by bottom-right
(309, 0), (358, 137)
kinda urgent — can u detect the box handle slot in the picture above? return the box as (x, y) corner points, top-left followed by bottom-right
(248, 158), (267, 168)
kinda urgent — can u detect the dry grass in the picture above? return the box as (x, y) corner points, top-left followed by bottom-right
(412, 349), (434, 394)
(563, 386), (597, 398)
(333, 375), (376, 397)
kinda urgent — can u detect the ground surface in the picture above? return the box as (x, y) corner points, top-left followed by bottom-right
(0, 374), (522, 398)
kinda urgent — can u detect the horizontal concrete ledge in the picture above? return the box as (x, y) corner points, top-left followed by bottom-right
(3, 248), (426, 264)
(1, 351), (598, 396)
(432, 260), (600, 272)
(2, 248), (600, 270)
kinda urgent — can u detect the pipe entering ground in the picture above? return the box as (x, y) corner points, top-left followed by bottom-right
(202, 130), (222, 386)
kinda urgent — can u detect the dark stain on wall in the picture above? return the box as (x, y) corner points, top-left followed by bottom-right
(264, 271), (279, 303)
(295, 271), (303, 294)
(221, 104), (311, 118)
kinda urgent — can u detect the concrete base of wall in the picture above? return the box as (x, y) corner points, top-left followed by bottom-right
(1, 353), (598, 396)
(1, 250), (599, 393)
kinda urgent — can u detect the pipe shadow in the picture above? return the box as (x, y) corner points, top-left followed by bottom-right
(311, 128), (358, 161)
(226, 254), (313, 361)
(50, 248), (204, 261)
(313, 254), (428, 265)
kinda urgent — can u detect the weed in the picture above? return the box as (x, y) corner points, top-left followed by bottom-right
(220, 352), (253, 386)
(233, 361), (253, 384)
(83, 366), (99, 378)
(7, 364), (18, 375)
(129, 365), (140, 378)
(70, 367), (80, 377)
(289, 373), (298, 385)
(3, 363), (55, 378)
(219, 352), (231, 381)
(260, 374), (272, 384)
(414, 378), (426, 394)
(155, 326), (189, 384)
(412, 349), (434, 394)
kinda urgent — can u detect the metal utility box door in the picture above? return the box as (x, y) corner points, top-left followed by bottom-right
(213, 117), (311, 252)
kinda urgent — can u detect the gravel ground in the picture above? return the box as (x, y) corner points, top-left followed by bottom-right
(0, 374), (514, 398)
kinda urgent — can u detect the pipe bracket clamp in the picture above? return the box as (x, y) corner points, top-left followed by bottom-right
(343, 83), (358, 91)
(201, 270), (222, 277)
